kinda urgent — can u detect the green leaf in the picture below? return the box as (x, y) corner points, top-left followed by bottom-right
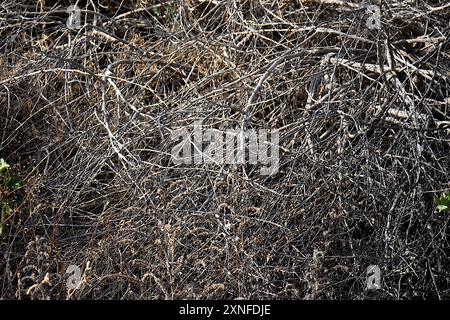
(7, 174), (24, 190)
(436, 193), (450, 213)
(0, 158), (10, 174)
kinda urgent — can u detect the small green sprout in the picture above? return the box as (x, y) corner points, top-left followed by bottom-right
(435, 192), (450, 213)
(0, 158), (24, 240)
(0, 158), (10, 173)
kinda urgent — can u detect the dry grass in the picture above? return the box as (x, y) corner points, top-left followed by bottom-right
(0, 0), (449, 299)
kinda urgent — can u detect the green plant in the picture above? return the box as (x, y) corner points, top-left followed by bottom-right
(435, 192), (450, 213)
(151, 4), (176, 20)
(163, 4), (176, 20)
(0, 158), (24, 239)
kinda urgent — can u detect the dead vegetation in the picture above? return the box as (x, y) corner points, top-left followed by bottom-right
(0, 0), (449, 299)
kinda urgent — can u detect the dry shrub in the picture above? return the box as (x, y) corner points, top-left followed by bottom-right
(0, 0), (449, 299)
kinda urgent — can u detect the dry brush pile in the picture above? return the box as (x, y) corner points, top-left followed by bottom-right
(0, 0), (449, 299)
